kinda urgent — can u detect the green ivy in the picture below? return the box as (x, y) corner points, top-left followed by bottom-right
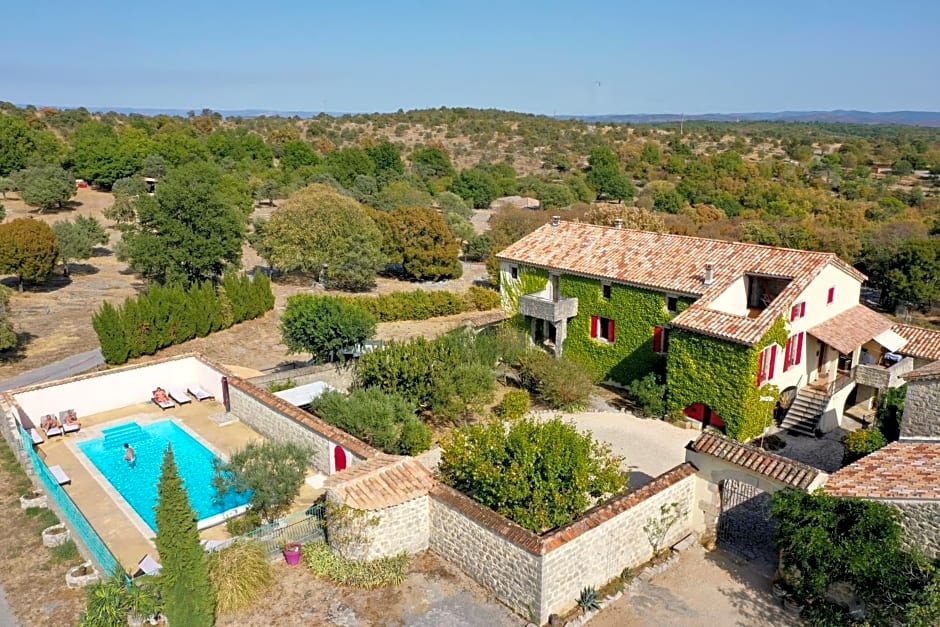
(559, 274), (692, 385)
(501, 265), (548, 313)
(666, 325), (780, 441)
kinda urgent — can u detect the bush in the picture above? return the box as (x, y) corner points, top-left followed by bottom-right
(225, 509), (263, 537)
(464, 285), (500, 310)
(92, 273), (274, 364)
(309, 388), (431, 455)
(79, 574), (163, 627)
(628, 373), (667, 418)
(214, 441), (312, 523)
(281, 295), (376, 364)
(495, 389), (530, 420)
(302, 541), (410, 589)
(517, 351), (594, 411)
(267, 378), (296, 393)
(342, 287), (498, 323)
(876, 384), (906, 441)
(208, 540), (274, 613)
(841, 428), (888, 465)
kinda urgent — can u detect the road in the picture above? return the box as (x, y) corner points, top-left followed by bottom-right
(0, 348), (104, 393)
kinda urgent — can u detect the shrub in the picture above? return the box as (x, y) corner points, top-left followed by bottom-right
(517, 351), (594, 411)
(267, 378), (296, 393)
(439, 417), (626, 532)
(208, 540), (274, 614)
(495, 389), (530, 420)
(302, 541), (410, 589)
(225, 509), (263, 537)
(841, 428), (888, 465)
(876, 384), (906, 441)
(628, 373), (667, 418)
(464, 285), (500, 311)
(342, 287), (498, 323)
(280, 295), (376, 364)
(213, 441), (312, 523)
(576, 586), (601, 612)
(79, 574), (163, 627)
(309, 388), (431, 455)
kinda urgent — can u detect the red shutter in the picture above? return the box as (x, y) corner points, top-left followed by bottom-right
(653, 326), (663, 353)
(796, 332), (804, 365)
(591, 316), (598, 338)
(757, 349), (765, 386)
(800, 302), (806, 318)
(790, 305), (798, 321)
(827, 287), (835, 304)
(784, 337), (793, 371)
(608, 319), (616, 343)
(768, 345), (777, 380)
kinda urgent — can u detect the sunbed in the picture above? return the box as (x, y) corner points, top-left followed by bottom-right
(168, 388), (191, 405)
(187, 384), (214, 401)
(48, 464), (71, 485)
(59, 409), (80, 434)
(152, 389), (175, 410)
(29, 428), (44, 445)
(133, 554), (162, 578)
(41, 415), (64, 438)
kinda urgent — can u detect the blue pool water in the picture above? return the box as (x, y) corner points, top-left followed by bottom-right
(78, 420), (249, 532)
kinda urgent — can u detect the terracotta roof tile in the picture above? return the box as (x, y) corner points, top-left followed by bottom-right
(807, 305), (894, 355)
(325, 454), (433, 510)
(825, 442), (940, 500)
(497, 222), (863, 346)
(903, 360), (940, 381)
(689, 431), (822, 489)
(893, 324), (940, 362)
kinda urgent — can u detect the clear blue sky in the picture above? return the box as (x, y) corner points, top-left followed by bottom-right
(3, 0), (938, 115)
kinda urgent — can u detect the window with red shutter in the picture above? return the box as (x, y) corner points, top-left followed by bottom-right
(796, 332), (804, 365)
(790, 302), (806, 321)
(653, 326), (663, 353)
(757, 349), (765, 386)
(827, 286), (835, 304)
(758, 344), (777, 385)
(590, 316), (599, 338)
(607, 319), (616, 343)
(784, 337), (793, 371)
(592, 316), (615, 342)
(800, 302), (806, 318)
(768, 345), (776, 380)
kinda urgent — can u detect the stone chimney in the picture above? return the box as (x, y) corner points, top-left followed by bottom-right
(551, 215), (560, 227)
(703, 263), (715, 286)
(614, 219), (624, 229)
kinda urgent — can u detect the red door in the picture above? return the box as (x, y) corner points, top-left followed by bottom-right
(333, 445), (347, 472)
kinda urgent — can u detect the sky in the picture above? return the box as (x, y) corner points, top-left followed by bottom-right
(2, 0), (938, 115)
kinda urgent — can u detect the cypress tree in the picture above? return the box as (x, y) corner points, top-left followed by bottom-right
(91, 301), (129, 364)
(154, 445), (215, 626)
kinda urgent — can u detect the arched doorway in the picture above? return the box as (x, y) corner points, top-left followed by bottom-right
(333, 445), (347, 473)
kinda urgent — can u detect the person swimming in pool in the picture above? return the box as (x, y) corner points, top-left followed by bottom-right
(124, 443), (136, 468)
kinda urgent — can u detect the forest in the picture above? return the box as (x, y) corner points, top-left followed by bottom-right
(1, 101), (938, 315)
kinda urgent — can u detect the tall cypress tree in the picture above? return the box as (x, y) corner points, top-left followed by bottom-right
(154, 445), (215, 626)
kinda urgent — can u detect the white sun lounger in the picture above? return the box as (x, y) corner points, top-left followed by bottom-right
(43, 417), (64, 438)
(29, 428), (44, 445)
(134, 554), (163, 577)
(168, 388), (191, 405)
(188, 384), (214, 401)
(59, 410), (80, 434)
(48, 464), (71, 485)
(152, 391), (175, 410)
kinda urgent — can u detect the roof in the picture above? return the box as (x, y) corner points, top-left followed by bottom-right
(892, 323), (940, 362)
(825, 442), (940, 500)
(497, 221), (864, 346)
(903, 360), (940, 382)
(689, 431), (822, 489)
(807, 305), (895, 355)
(324, 454), (433, 510)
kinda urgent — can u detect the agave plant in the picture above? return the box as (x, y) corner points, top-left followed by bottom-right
(576, 586), (601, 612)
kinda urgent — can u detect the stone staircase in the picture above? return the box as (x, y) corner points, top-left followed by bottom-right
(780, 386), (829, 437)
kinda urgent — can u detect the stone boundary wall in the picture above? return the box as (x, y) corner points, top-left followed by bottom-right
(427, 464), (698, 624)
(893, 502), (940, 559)
(226, 376), (378, 474)
(900, 376), (940, 439)
(361, 496), (430, 561)
(248, 363), (354, 392)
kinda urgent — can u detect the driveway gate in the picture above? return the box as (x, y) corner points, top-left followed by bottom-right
(717, 479), (776, 564)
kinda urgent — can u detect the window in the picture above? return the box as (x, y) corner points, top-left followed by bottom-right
(510, 266), (518, 280)
(827, 286), (835, 305)
(783, 332), (804, 371)
(666, 296), (678, 314)
(757, 344), (777, 386)
(653, 326), (669, 354)
(790, 301), (806, 321)
(591, 316), (615, 343)
(602, 283), (612, 300)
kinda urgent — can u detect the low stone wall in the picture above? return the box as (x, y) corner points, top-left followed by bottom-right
(429, 484), (542, 619)
(248, 363), (354, 392)
(362, 496), (430, 561)
(226, 377), (377, 474)
(895, 502), (940, 559)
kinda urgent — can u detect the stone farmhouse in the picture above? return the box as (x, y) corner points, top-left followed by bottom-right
(496, 218), (940, 441)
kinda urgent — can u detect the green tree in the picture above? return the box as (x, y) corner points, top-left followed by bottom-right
(587, 146), (635, 202)
(386, 205), (462, 280)
(892, 159), (914, 175)
(280, 295), (376, 363)
(155, 446), (215, 627)
(70, 121), (150, 187)
(450, 167), (499, 208)
(0, 114), (64, 176)
(258, 184), (384, 291)
(117, 161), (247, 285)
(366, 140), (405, 178)
(0, 285), (17, 352)
(410, 146), (455, 179)
(254, 179), (281, 206)
(279, 140), (321, 171)
(439, 417), (626, 532)
(13, 165), (75, 212)
(92, 301), (128, 364)
(324, 147), (376, 187)
(206, 128), (272, 165)
(864, 238), (940, 312)
(0, 218), (58, 288)
(435, 191), (471, 218)
(141, 154), (168, 179)
(213, 441), (312, 522)
(52, 215), (109, 275)
(372, 180), (433, 210)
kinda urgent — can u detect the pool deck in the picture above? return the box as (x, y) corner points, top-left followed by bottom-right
(36, 401), (324, 571)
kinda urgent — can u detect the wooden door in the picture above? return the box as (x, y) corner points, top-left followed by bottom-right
(333, 445), (347, 472)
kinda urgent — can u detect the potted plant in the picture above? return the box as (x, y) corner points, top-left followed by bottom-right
(20, 488), (48, 510)
(283, 542), (302, 566)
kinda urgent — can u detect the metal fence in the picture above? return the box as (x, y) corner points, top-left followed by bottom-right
(207, 506), (326, 557)
(19, 425), (123, 577)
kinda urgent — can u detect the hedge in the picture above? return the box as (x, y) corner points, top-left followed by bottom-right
(341, 286), (499, 323)
(92, 273), (275, 364)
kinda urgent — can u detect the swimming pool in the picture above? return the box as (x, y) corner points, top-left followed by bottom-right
(78, 420), (249, 532)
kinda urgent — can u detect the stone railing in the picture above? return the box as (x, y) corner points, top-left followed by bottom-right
(518, 293), (578, 322)
(853, 357), (914, 390)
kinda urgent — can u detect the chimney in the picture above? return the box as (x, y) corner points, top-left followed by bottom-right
(614, 218), (624, 229)
(703, 263), (715, 286)
(551, 215), (560, 227)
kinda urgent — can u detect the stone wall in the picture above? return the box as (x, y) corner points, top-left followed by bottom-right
(429, 484), (542, 619)
(536, 468), (697, 621)
(362, 496), (430, 561)
(900, 378), (940, 439)
(895, 502), (940, 559)
(248, 363), (354, 392)
(226, 377), (377, 474)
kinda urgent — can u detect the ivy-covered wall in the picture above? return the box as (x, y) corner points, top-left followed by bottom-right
(559, 274), (692, 385)
(666, 319), (785, 442)
(500, 262), (548, 314)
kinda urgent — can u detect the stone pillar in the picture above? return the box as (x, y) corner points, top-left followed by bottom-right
(554, 318), (567, 358)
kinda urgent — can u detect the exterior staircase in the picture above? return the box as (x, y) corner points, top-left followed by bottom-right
(780, 386), (829, 437)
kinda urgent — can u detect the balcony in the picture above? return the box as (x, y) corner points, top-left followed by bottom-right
(518, 293), (578, 322)
(853, 357), (914, 390)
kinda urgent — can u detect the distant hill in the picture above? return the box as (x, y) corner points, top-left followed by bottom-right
(562, 110), (940, 127)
